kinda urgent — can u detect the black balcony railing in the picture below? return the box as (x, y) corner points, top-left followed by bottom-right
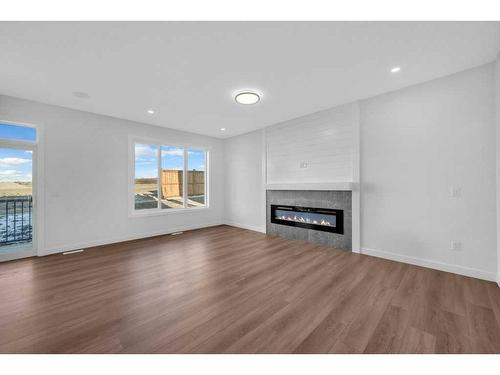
(0, 197), (32, 245)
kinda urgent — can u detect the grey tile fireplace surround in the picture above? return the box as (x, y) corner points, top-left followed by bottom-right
(266, 190), (352, 250)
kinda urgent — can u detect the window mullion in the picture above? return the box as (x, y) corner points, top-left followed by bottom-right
(183, 148), (188, 208)
(157, 145), (161, 210)
(205, 150), (208, 208)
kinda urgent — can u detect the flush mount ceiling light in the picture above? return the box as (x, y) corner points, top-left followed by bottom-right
(147, 109), (155, 114)
(235, 91), (260, 105)
(220, 127), (226, 132)
(391, 66), (401, 73)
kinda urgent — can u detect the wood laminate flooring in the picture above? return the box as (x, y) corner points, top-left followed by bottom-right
(1, 225), (500, 353)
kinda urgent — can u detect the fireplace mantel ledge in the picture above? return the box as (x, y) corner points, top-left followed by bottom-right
(265, 182), (356, 191)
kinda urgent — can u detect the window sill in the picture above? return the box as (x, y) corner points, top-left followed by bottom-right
(129, 206), (210, 218)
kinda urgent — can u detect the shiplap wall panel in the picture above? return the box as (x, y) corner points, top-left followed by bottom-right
(266, 103), (356, 184)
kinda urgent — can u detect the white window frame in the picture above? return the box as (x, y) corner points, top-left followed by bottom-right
(128, 136), (210, 217)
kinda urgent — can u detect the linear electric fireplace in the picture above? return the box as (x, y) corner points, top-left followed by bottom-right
(270, 204), (344, 234)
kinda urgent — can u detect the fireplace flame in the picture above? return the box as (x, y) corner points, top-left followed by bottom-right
(277, 214), (333, 227)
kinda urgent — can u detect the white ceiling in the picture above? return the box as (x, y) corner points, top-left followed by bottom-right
(1, 22), (499, 138)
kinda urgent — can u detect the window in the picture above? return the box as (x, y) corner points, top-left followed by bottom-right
(134, 144), (158, 210)
(133, 141), (208, 212)
(160, 146), (184, 209)
(187, 149), (206, 207)
(0, 122), (37, 249)
(0, 122), (37, 142)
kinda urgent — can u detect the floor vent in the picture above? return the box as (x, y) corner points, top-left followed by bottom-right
(63, 249), (84, 255)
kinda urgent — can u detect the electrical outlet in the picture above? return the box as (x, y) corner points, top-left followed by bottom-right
(299, 161), (309, 169)
(450, 186), (462, 198)
(450, 241), (462, 251)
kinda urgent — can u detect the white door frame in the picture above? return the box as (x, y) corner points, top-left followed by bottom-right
(0, 120), (44, 262)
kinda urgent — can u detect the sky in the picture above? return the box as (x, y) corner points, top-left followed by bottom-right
(0, 123), (36, 142)
(0, 123), (35, 182)
(135, 144), (206, 179)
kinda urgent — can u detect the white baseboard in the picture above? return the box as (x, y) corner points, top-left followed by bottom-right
(224, 221), (266, 234)
(39, 222), (222, 257)
(361, 247), (496, 282)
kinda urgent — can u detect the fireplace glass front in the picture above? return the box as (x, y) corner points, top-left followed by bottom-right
(270, 204), (344, 234)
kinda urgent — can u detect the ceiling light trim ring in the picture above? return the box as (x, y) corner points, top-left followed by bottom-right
(235, 91), (261, 105)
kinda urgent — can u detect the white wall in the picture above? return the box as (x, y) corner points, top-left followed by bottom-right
(266, 103), (357, 184)
(0, 95), (225, 255)
(361, 64), (497, 280)
(223, 129), (265, 232)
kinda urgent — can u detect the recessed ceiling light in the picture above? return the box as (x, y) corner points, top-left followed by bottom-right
(235, 91), (260, 105)
(147, 109), (155, 114)
(391, 66), (401, 73)
(73, 91), (90, 99)
(220, 127), (226, 132)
